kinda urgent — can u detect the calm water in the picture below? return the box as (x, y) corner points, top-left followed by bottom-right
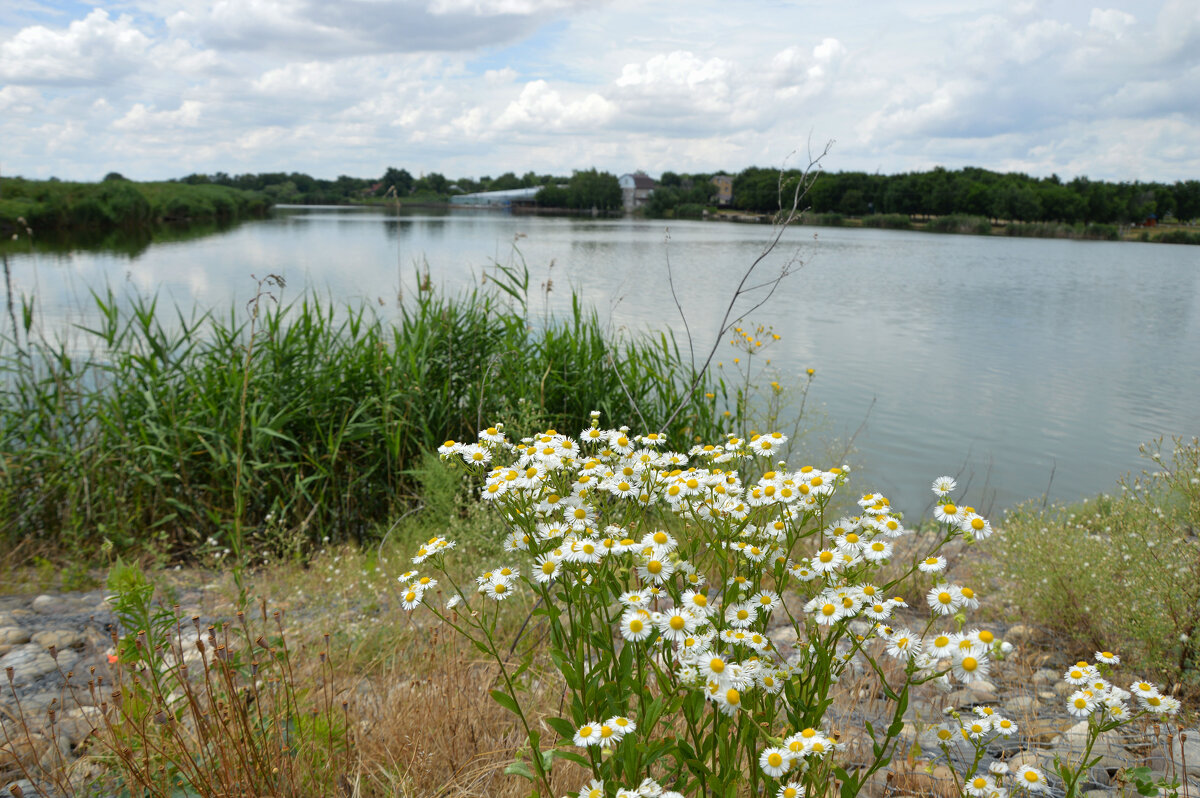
(7, 206), (1199, 517)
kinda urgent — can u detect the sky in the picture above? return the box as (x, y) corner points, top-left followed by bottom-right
(1, 0), (1198, 183)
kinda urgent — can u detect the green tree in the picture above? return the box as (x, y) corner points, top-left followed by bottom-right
(565, 168), (621, 210)
(380, 167), (414, 195)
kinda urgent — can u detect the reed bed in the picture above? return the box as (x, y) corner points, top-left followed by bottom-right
(0, 272), (725, 558)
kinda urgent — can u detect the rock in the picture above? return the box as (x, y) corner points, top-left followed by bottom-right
(1144, 728), (1200, 779)
(1005, 624), (1036, 645)
(0, 645), (57, 684)
(1083, 790), (1116, 798)
(0, 628), (30, 646)
(66, 756), (109, 793)
(0, 779), (42, 798)
(769, 626), (798, 648)
(1032, 667), (1058, 685)
(945, 689), (976, 708)
(0, 733), (53, 773)
(1053, 720), (1132, 781)
(1007, 750), (1051, 772)
(30, 595), (61, 614)
(1053, 680), (1074, 696)
(55, 706), (102, 747)
(1002, 694), (1038, 715)
(30, 630), (82, 650)
(0, 613), (15, 629)
(968, 678), (997, 693)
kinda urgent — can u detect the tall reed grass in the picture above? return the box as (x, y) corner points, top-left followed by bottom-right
(0, 268), (725, 558)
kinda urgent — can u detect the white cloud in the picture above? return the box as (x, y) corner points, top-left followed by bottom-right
(0, 9), (151, 86)
(112, 100), (204, 131)
(1089, 8), (1137, 37)
(494, 80), (616, 131)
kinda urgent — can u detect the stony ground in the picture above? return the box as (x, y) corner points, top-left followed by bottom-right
(1, 583), (1198, 798)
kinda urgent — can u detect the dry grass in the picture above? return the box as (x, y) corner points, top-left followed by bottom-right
(4, 534), (1198, 798)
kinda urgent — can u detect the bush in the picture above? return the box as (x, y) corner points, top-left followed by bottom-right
(1154, 229), (1200, 245)
(992, 437), (1200, 689)
(860, 213), (912, 230)
(926, 214), (992, 235)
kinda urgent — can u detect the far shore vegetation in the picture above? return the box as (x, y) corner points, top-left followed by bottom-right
(7, 163), (1199, 246)
(0, 173), (270, 240)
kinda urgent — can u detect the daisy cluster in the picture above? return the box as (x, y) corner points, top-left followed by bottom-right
(413, 420), (1185, 796)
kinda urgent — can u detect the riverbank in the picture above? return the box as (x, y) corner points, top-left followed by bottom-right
(0, 178), (270, 238)
(707, 209), (1200, 244)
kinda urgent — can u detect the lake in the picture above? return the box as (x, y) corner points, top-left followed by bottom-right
(6, 206), (1198, 519)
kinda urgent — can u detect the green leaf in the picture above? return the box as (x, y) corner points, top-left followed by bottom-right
(504, 761), (535, 781)
(490, 689), (522, 716)
(545, 716), (576, 740)
(552, 749), (591, 768)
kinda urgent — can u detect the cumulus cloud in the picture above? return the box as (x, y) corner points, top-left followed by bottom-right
(0, 9), (151, 86)
(494, 80), (616, 131)
(1089, 8), (1137, 37)
(112, 100), (204, 131)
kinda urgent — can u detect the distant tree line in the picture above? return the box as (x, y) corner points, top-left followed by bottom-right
(732, 166), (1200, 224)
(173, 165), (1200, 224)
(179, 168), (569, 204)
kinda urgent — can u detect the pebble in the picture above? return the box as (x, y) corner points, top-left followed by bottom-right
(0, 627), (31, 646)
(1144, 728), (1200, 779)
(1002, 694), (1039, 715)
(30, 595), (62, 614)
(30, 630), (83, 650)
(1032, 667), (1059, 685)
(1005, 624), (1035, 645)
(0, 645), (57, 683)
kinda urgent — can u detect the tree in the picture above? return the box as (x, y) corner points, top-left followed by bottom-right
(566, 169), (621, 210)
(380, 167), (414, 195)
(490, 172), (522, 191)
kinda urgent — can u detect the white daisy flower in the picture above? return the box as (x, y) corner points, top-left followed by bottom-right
(759, 747), (791, 778)
(931, 476), (957, 497)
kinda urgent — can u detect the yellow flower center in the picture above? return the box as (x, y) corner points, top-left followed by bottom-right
(710, 658), (725, 673)
(961, 657), (978, 672)
(768, 752), (783, 767)
(647, 561), (662, 574)
(670, 615), (686, 630)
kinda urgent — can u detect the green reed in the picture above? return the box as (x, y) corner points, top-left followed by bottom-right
(0, 271), (725, 558)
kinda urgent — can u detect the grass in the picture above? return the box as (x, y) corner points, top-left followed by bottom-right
(989, 437), (1200, 692)
(0, 263), (726, 560)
